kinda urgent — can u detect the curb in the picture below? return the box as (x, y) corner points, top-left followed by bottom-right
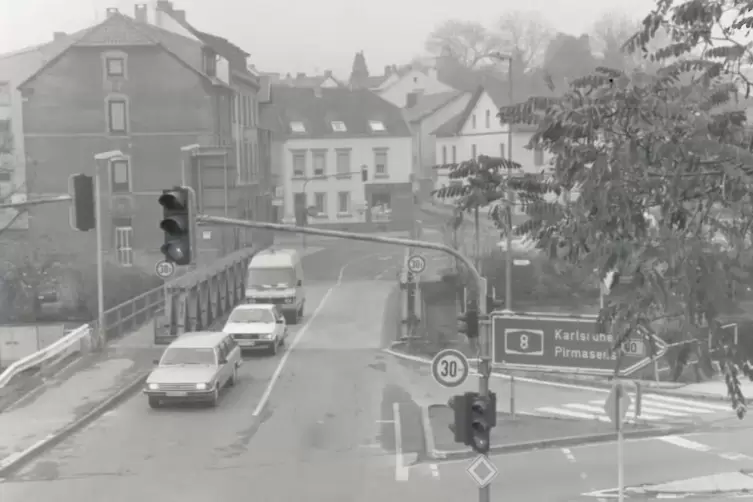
(0, 371), (149, 478)
(428, 423), (689, 461)
(383, 345), (731, 403)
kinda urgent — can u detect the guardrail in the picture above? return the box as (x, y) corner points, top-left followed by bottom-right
(0, 283), (166, 389)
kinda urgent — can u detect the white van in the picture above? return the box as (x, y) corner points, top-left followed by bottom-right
(245, 248), (305, 323)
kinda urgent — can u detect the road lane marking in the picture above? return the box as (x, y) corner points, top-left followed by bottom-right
(657, 436), (712, 452)
(393, 402), (410, 481)
(562, 448), (576, 462)
(251, 252), (385, 417)
(430, 463), (440, 479)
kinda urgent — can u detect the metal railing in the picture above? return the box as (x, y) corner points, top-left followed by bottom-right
(0, 283), (166, 389)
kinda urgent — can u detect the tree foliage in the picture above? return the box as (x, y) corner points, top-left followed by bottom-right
(435, 0), (753, 416)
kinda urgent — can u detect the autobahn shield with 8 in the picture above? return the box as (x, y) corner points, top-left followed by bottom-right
(431, 348), (470, 388)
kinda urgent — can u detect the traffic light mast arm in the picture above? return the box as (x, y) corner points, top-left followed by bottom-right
(0, 195), (72, 209)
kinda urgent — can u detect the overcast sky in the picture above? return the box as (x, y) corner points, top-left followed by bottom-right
(1, 0), (657, 78)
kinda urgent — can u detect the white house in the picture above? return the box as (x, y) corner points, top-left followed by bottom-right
(261, 85), (414, 230)
(432, 86), (550, 190)
(403, 90), (472, 197)
(376, 67), (456, 108)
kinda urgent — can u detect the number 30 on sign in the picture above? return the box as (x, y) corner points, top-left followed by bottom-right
(431, 348), (470, 388)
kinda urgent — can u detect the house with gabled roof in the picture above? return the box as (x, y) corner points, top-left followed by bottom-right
(431, 84), (551, 191)
(17, 2), (273, 271)
(260, 85), (415, 232)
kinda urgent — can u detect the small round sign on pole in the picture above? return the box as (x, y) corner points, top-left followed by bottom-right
(155, 260), (175, 279)
(431, 348), (470, 388)
(407, 254), (426, 274)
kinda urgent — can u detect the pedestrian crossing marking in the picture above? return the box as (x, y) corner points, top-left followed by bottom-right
(535, 393), (731, 423)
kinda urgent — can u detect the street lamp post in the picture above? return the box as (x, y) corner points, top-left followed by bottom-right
(93, 150), (125, 349)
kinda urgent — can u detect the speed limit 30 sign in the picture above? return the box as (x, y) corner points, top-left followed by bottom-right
(431, 348), (470, 388)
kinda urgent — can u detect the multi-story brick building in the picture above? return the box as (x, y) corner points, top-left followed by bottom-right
(17, 3), (273, 271)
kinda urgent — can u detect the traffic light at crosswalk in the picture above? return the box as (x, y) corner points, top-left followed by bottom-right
(158, 187), (195, 266)
(448, 392), (497, 453)
(457, 308), (479, 338)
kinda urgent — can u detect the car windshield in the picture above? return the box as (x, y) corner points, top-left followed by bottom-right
(247, 267), (295, 287)
(228, 308), (275, 324)
(160, 347), (216, 366)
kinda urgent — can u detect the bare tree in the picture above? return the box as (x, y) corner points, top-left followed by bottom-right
(495, 11), (554, 75)
(590, 12), (642, 69)
(425, 20), (505, 68)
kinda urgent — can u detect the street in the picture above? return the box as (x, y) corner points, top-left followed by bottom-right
(0, 237), (748, 502)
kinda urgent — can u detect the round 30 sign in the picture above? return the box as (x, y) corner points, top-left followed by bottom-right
(431, 348), (470, 388)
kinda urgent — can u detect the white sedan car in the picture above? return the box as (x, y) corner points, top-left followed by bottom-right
(222, 303), (288, 355)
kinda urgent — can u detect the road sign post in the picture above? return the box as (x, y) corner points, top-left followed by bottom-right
(605, 382), (632, 502)
(407, 254), (426, 274)
(491, 312), (667, 376)
(155, 260), (176, 279)
(431, 349), (470, 388)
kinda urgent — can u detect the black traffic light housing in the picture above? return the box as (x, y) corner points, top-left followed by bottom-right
(457, 308), (479, 339)
(447, 394), (470, 445)
(158, 186), (195, 266)
(469, 392), (497, 454)
(69, 173), (95, 232)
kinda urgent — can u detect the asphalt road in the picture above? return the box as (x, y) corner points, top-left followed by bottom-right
(0, 239), (432, 502)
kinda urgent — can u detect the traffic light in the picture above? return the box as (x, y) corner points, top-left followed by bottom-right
(361, 165), (368, 182)
(457, 307), (479, 338)
(69, 174), (95, 232)
(158, 187), (194, 265)
(469, 392), (497, 454)
(447, 394), (470, 445)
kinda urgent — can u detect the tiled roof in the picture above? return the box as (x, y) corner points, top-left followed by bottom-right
(431, 87), (484, 137)
(260, 85), (410, 139)
(403, 90), (466, 123)
(17, 13), (221, 90)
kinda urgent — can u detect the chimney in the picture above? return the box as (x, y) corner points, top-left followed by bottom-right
(323, 70), (332, 78)
(53, 32), (67, 41)
(105, 7), (119, 18)
(156, 0), (173, 12)
(171, 9), (186, 23)
(405, 92), (419, 109)
(134, 4), (148, 23)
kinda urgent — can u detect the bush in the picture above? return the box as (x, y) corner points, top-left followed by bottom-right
(72, 264), (163, 317)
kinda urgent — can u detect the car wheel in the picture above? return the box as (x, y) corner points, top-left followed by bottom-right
(289, 310), (299, 325)
(228, 366), (238, 387)
(148, 397), (161, 409)
(270, 339), (279, 356)
(208, 387), (219, 407)
(299, 303), (304, 317)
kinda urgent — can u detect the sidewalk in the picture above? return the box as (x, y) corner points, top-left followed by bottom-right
(0, 322), (158, 474)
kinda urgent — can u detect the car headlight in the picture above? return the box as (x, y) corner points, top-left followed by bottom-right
(263, 333), (274, 339)
(148, 383), (159, 390)
(195, 383), (208, 390)
(285, 297), (295, 304)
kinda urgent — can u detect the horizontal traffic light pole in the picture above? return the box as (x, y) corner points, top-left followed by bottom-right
(0, 195), (72, 209)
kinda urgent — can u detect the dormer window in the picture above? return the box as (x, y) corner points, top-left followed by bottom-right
(290, 121), (306, 133)
(368, 120), (385, 132)
(331, 121), (347, 132)
(203, 48), (217, 77)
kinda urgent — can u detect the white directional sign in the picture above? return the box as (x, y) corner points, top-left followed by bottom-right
(155, 260), (176, 279)
(467, 455), (499, 487)
(407, 254), (426, 274)
(431, 348), (469, 388)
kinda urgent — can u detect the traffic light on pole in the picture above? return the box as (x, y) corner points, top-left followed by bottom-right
(158, 187), (194, 266)
(469, 392), (497, 455)
(457, 307), (479, 338)
(447, 394), (470, 445)
(69, 173), (95, 232)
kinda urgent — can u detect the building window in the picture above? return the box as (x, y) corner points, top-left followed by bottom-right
(486, 110), (491, 128)
(534, 147), (544, 166)
(290, 121), (306, 133)
(374, 149), (388, 176)
(442, 146), (447, 164)
(338, 191), (350, 213)
(106, 57), (125, 77)
(231, 95), (236, 124)
(472, 114), (477, 129)
(110, 158), (131, 193)
(314, 192), (327, 215)
(313, 150), (326, 177)
(368, 120), (386, 132)
(115, 226), (133, 267)
(452, 145), (457, 163)
(471, 144), (477, 159)
(500, 143), (506, 158)
(294, 192), (306, 211)
(336, 149), (350, 175)
(107, 98), (128, 134)
(292, 151), (306, 177)
(247, 143), (254, 181)
(203, 49), (217, 77)
(331, 121), (347, 132)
